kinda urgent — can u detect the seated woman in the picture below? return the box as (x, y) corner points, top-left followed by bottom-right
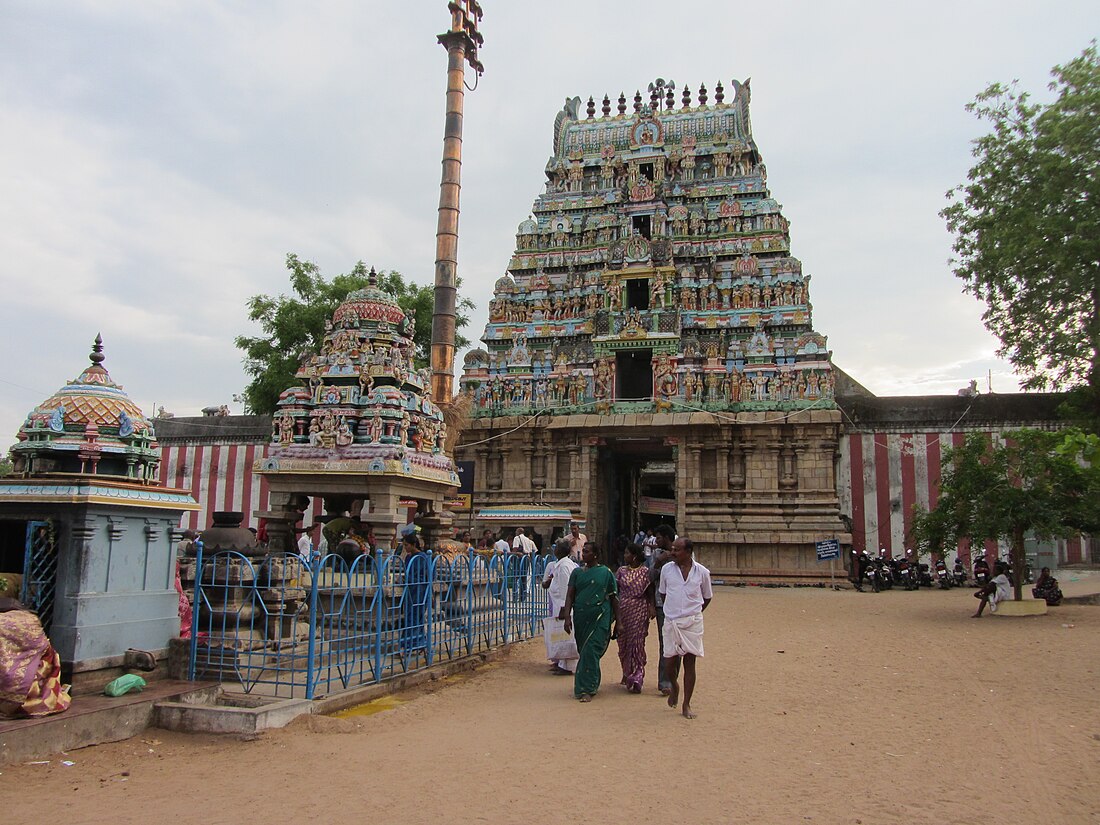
(1032, 567), (1063, 606)
(0, 598), (71, 717)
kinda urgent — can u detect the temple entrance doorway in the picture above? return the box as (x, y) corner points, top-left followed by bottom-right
(599, 438), (676, 567)
(615, 349), (652, 400)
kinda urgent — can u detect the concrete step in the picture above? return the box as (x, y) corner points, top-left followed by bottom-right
(0, 679), (218, 765)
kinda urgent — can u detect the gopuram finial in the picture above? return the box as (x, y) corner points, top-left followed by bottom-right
(368, 266), (378, 286)
(90, 333), (105, 366)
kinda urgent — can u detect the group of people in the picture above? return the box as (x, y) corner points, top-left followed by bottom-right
(972, 562), (1065, 616)
(541, 524), (713, 718)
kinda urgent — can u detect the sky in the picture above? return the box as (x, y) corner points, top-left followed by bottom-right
(1, 1), (1097, 443)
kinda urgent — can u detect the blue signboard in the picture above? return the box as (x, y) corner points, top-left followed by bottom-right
(815, 539), (841, 562)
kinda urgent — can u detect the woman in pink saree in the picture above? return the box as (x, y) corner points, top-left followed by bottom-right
(614, 543), (655, 693)
(0, 598), (71, 718)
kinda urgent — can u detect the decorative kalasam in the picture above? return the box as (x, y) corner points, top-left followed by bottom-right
(265, 268), (458, 487)
(460, 79), (835, 416)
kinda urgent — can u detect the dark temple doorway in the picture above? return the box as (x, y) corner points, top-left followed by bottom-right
(599, 438), (676, 568)
(615, 349), (652, 400)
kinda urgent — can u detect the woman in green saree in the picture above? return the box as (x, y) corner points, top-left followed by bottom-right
(563, 542), (619, 702)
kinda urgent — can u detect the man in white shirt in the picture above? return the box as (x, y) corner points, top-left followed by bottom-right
(541, 540), (579, 673)
(658, 536), (713, 719)
(511, 528), (537, 601)
(297, 526), (315, 563)
(511, 527), (537, 555)
(973, 560), (1012, 617)
(642, 529), (659, 568)
(492, 531), (511, 556)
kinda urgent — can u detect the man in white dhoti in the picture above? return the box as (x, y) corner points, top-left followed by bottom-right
(541, 540), (579, 673)
(659, 537), (712, 719)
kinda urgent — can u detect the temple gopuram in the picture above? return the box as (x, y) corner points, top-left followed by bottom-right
(455, 79), (851, 578)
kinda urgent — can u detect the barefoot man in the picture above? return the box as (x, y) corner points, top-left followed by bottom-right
(659, 537), (712, 718)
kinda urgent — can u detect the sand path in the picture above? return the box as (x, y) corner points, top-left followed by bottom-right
(3, 585), (1098, 824)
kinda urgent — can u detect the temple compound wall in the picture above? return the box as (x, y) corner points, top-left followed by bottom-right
(154, 391), (1096, 579)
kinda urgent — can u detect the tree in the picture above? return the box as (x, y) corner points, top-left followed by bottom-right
(941, 44), (1100, 422)
(235, 254), (476, 414)
(910, 429), (1100, 601)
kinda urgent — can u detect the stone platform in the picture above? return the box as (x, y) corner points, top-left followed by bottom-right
(0, 679), (218, 765)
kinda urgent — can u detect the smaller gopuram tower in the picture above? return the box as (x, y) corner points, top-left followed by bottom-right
(259, 269), (459, 551)
(2, 336), (198, 685)
(457, 79), (851, 579)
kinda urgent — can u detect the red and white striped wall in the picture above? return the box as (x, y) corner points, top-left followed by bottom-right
(157, 431), (1093, 564)
(836, 430), (1093, 565)
(158, 442), (322, 533)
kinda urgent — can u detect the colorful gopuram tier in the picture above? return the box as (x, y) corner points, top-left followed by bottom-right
(456, 79), (850, 581)
(268, 268), (456, 487)
(460, 79), (834, 417)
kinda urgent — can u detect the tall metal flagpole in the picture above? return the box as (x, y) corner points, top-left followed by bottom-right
(431, 1), (484, 406)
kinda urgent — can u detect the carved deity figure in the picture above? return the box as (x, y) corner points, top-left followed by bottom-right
(705, 372), (720, 402)
(752, 373), (769, 402)
(336, 416), (354, 447)
(608, 278), (624, 311)
(593, 358), (613, 399)
(650, 272), (666, 309)
(319, 410), (338, 448)
(278, 412), (295, 446)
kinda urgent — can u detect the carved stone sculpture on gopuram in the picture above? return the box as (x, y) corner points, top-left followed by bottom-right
(257, 268), (459, 552)
(456, 78), (851, 581)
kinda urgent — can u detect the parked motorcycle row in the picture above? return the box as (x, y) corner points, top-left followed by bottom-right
(851, 549), (1032, 593)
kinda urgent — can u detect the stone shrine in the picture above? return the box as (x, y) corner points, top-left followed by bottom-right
(0, 336), (197, 686)
(258, 269), (459, 549)
(456, 79), (851, 577)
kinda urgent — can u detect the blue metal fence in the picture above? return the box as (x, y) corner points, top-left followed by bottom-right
(188, 548), (551, 699)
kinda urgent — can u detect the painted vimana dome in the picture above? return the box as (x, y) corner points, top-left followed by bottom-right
(11, 334), (159, 480)
(460, 79), (835, 417)
(267, 267), (457, 486)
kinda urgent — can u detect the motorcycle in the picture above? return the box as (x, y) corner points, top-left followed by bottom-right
(952, 560), (968, 587)
(896, 557), (919, 591)
(935, 559), (953, 589)
(973, 557), (991, 587)
(853, 551), (875, 592)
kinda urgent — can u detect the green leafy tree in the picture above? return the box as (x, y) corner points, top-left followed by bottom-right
(941, 44), (1100, 424)
(0, 456), (12, 477)
(911, 429), (1100, 601)
(235, 254), (475, 414)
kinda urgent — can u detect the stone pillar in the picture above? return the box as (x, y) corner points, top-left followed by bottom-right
(728, 432), (746, 491)
(364, 491), (402, 552)
(716, 434), (729, 491)
(258, 491), (308, 553)
(687, 444), (703, 490)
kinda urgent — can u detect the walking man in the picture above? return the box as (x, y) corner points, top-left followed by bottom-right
(659, 536), (712, 719)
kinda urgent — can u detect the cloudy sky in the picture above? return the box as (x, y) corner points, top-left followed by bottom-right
(1, 1), (1096, 442)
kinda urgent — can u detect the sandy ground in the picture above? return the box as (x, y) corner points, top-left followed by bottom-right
(3, 584), (1099, 825)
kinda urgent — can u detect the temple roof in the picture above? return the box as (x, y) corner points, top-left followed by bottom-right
(10, 335), (160, 480)
(265, 268), (457, 488)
